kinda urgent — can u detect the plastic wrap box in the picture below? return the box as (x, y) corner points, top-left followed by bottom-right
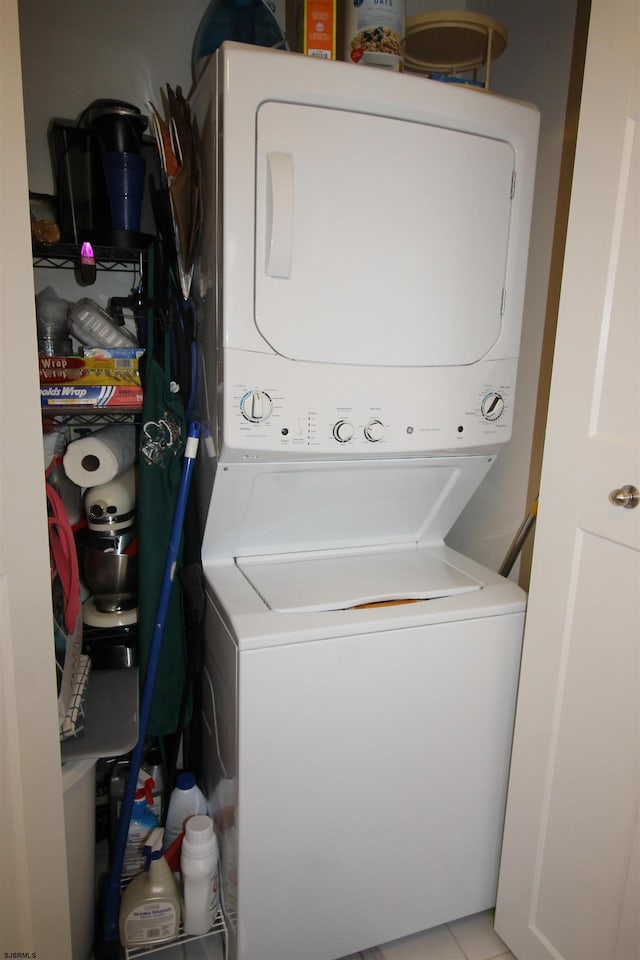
(40, 349), (144, 410)
(41, 384), (143, 410)
(39, 349), (143, 384)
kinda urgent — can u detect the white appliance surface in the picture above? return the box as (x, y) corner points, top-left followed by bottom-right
(202, 455), (496, 561)
(203, 542), (525, 651)
(201, 548), (526, 960)
(191, 43), (540, 462)
(235, 616), (523, 960)
(255, 100), (514, 367)
(192, 41), (539, 960)
(237, 545), (481, 613)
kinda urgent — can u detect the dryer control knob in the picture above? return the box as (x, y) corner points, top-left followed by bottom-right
(240, 390), (273, 422)
(333, 420), (354, 443)
(364, 419), (385, 442)
(480, 392), (505, 422)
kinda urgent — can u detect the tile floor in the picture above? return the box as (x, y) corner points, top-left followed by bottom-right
(377, 910), (514, 960)
(136, 909), (514, 960)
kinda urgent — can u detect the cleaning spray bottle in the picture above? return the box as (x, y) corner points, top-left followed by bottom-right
(119, 827), (181, 948)
(122, 774), (160, 878)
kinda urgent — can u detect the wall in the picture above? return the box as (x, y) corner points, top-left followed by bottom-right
(517, 0), (591, 586)
(447, 0), (580, 578)
(20, 0), (210, 195)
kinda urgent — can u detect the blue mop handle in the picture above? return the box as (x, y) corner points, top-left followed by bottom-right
(104, 421), (201, 940)
(150, 421), (201, 651)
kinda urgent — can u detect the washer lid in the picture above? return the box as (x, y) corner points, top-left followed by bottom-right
(203, 455), (496, 561)
(237, 545), (482, 613)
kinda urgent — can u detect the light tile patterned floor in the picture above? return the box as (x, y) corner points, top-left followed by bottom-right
(378, 911), (514, 960)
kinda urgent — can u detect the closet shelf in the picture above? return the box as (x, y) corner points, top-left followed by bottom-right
(33, 240), (149, 272)
(122, 908), (228, 959)
(42, 409), (141, 427)
(61, 668), (139, 763)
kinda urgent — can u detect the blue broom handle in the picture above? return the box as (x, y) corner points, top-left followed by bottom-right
(104, 420), (201, 940)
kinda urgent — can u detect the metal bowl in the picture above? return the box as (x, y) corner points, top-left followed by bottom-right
(82, 546), (137, 596)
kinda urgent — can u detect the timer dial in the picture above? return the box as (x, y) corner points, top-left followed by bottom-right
(240, 390), (273, 422)
(480, 392), (505, 422)
(364, 419), (385, 442)
(333, 420), (354, 443)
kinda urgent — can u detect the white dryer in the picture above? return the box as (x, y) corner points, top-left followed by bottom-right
(192, 43), (539, 960)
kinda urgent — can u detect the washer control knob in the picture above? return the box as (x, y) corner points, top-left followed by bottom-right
(333, 420), (354, 443)
(481, 392), (505, 422)
(240, 390), (273, 423)
(364, 419), (385, 442)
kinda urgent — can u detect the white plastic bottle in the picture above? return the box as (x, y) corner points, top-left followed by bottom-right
(181, 815), (220, 935)
(119, 827), (181, 947)
(163, 772), (208, 850)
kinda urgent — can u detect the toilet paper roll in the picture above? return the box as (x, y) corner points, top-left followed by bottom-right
(63, 424), (137, 487)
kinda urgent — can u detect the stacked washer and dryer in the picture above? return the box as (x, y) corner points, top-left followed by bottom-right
(191, 43), (539, 960)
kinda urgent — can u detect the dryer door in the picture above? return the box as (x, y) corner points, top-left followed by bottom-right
(254, 101), (515, 367)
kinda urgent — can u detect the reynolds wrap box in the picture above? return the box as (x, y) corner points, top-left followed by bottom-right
(41, 384), (143, 410)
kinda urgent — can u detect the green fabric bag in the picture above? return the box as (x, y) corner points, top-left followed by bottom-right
(137, 313), (188, 736)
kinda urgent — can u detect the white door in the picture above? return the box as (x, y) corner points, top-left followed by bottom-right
(495, 3), (640, 960)
(1, 0), (73, 953)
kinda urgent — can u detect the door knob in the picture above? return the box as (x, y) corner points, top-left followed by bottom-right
(608, 484), (640, 509)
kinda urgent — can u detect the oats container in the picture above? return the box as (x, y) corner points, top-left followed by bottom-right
(343, 0), (406, 71)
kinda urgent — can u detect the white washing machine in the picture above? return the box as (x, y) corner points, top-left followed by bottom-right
(192, 43), (539, 960)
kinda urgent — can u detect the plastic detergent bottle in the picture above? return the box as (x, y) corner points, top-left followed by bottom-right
(119, 827), (181, 948)
(163, 771), (208, 851)
(181, 814), (220, 935)
(122, 774), (160, 878)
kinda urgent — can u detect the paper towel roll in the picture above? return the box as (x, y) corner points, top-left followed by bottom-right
(63, 424), (137, 487)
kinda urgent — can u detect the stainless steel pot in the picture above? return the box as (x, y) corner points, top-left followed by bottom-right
(82, 546), (137, 596)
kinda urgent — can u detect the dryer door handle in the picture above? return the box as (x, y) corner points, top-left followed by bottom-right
(265, 152), (294, 279)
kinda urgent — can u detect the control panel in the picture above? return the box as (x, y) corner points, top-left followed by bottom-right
(226, 353), (517, 460)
